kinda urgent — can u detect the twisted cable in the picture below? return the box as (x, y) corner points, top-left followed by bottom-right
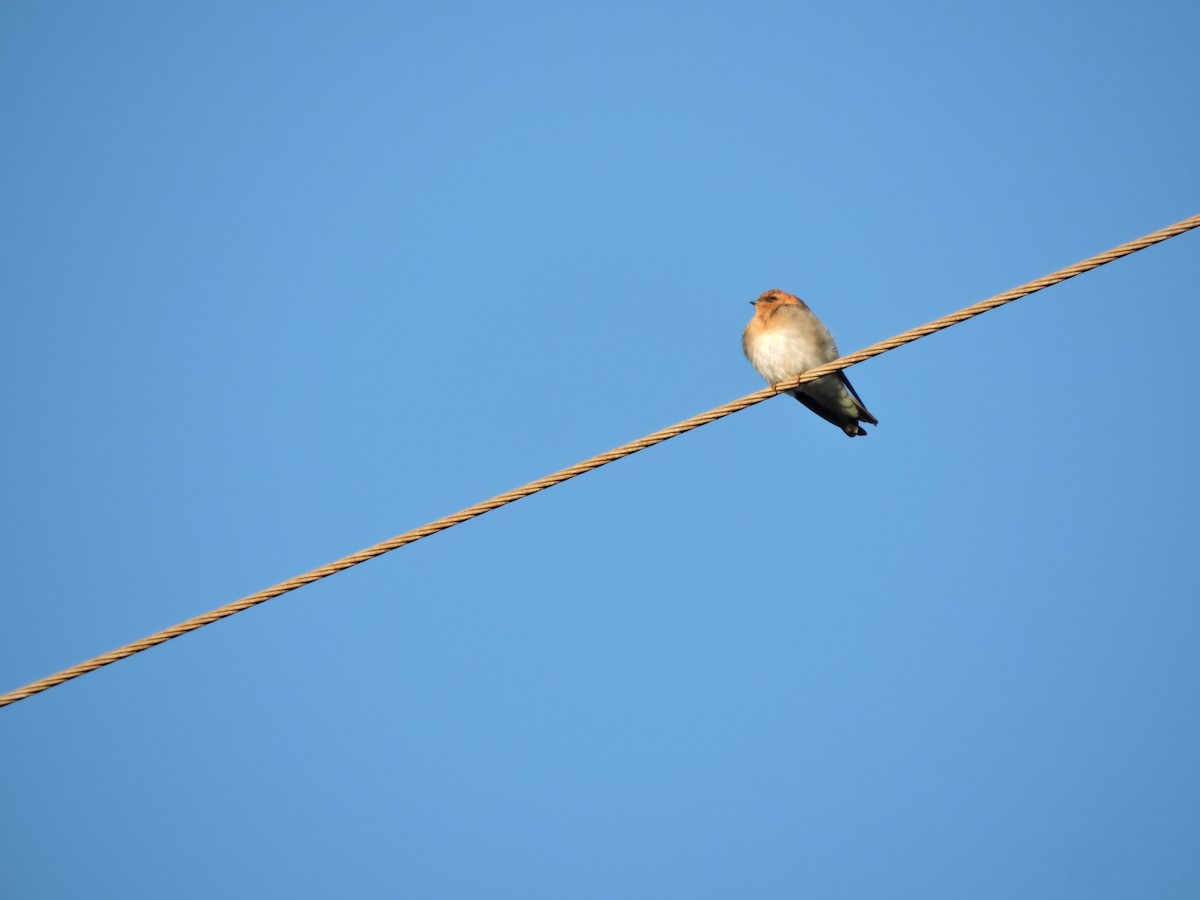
(2, 213), (1197, 709)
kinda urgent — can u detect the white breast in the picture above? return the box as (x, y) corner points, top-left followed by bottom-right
(747, 327), (831, 384)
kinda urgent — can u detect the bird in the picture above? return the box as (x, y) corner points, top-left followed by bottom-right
(742, 289), (878, 437)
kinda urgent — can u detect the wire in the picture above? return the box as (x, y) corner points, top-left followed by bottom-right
(2, 214), (1197, 709)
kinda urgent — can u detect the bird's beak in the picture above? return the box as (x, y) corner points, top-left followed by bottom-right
(748, 300), (757, 306)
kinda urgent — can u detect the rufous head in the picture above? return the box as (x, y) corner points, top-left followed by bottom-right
(749, 289), (809, 319)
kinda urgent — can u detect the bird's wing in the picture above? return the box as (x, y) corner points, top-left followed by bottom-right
(836, 372), (878, 425)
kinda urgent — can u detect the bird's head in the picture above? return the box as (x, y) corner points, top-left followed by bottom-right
(749, 289), (808, 317)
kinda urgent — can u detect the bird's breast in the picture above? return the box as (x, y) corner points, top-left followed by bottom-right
(745, 326), (829, 384)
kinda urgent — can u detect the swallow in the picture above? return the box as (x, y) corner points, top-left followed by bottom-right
(743, 289), (878, 437)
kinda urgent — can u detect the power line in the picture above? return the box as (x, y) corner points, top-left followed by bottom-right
(2, 214), (1197, 710)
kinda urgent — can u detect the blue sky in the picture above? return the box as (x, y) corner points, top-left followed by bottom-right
(2, 1), (1199, 897)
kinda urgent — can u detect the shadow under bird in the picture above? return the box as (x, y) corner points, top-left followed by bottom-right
(742, 289), (878, 437)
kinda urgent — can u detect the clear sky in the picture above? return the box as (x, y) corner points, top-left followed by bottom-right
(2, 1), (1198, 897)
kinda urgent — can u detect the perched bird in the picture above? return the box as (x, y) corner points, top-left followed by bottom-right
(743, 289), (878, 437)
